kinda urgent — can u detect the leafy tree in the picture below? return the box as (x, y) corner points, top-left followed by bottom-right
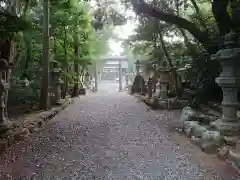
(1, 0), (122, 115)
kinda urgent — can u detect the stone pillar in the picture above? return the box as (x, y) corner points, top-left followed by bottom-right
(0, 59), (11, 131)
(84, 72), (90, 88)
(51, 68), (62, 105)
(147, 77), (153, 98)
(158, 61), (170, 99)
(135, 60), (140, 76)
(211, 32), (240, 135)
(94, 62), (98, 92)
(119, 60), (123, 91)
(125, 74), (129, 88)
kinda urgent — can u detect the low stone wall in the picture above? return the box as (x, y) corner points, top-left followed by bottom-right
(179, 106), (240, 173)
(0, 98), (75, 154)
(139, 95), (188, 110)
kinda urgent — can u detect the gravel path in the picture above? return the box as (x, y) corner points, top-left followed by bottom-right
(0, 89), (239, 179)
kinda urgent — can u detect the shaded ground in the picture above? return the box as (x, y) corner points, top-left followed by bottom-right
(0, 82), (239, 179)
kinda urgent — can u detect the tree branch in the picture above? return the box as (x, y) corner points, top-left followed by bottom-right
(131, 0), (213, 53)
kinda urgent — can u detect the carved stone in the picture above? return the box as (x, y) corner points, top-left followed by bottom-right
(147, 77), (153, 98)
(211, 32), (240, 135)
(135, 60), (140, 76)
(125, 74), (129, 88)
(158, 61), (170, 99)
(51, 68), (63, 105)
(131, 60), (146, 94)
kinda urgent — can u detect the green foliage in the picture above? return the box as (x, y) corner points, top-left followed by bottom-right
(8, 78), (41, 110)
(3, 0), (117, 113)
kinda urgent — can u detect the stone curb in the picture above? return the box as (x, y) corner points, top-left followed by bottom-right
(39, 98), (74, 121)
(133, 94), (187, 110)
(0, 98), (75, 154)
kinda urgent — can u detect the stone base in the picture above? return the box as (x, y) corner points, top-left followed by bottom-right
(158, 99), (168, 109)
(55, 99), (65, 106)
(79, 88), (86, 95)
(0, 120), (12, 134)
(210, 119), (240, 136)
(139, 97), (189, 110)
(158, 98), (188, 109)
(127, 85), (133, 94)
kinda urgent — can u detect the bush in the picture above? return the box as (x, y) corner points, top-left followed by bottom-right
(8, 78), (40, 110)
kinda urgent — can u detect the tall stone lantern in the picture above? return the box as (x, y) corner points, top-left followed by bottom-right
(211, 32), (240, 135)
(51, 68), (63, 105)
(85, 71), (90, 88)
(158, 61), (170, 99)
(131, 60), (145, 94)
(135, 60), (140, 76)
(147, 70), (154, 98)
(0, 59), (11, 131)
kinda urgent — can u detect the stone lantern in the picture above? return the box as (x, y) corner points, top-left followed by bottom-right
(0, 59), (11, 131)
(147, 70), (154, 98)
(125, 72), (129, 88)
(135, 60), (140, 76)
(131, 60), (145, 94)
(158, 61), (170, 99)
(211, 32), (240, 135)
(51, 68), (63, 105)
(85, 71), (90, 87)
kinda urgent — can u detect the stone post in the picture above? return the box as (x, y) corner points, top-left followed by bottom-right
(0, 59), (11, 131)
(51, 68), (62, 105)
(94, 62), (98, 92)
(118, 59), (123, 91)
(211, 32), (240, 135)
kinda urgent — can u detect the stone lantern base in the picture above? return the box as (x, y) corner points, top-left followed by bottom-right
(0, 119), (11, 134)
(79, 87), (86, 95)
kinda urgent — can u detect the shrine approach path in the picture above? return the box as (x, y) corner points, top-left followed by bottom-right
(0, 82), (239, 179)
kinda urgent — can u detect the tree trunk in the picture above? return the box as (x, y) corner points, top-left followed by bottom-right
(189, 0), (210, 35)
(39, 0), (50, 110)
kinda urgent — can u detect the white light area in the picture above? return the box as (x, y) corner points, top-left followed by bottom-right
(90, 0), (183, 57)
(108, 19), (137, 56)
(0, 1), (6, 8)
(164, 35), (183, 43)
(89, 0), (137, 56)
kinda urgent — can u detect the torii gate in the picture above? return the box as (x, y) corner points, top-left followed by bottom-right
(90, 55), (128, 92)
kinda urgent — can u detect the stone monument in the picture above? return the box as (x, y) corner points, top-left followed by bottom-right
(211, 31), (240, 136)
(51, 68), (63, 105)
(131, 60), (146, 94)
(158, 61), (170, 99)
(84, 71), (90, 89)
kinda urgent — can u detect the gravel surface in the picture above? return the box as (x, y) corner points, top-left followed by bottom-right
(0, 84), (239, 179)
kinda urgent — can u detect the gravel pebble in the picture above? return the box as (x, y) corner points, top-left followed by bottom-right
(0, 83), (239, 179)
